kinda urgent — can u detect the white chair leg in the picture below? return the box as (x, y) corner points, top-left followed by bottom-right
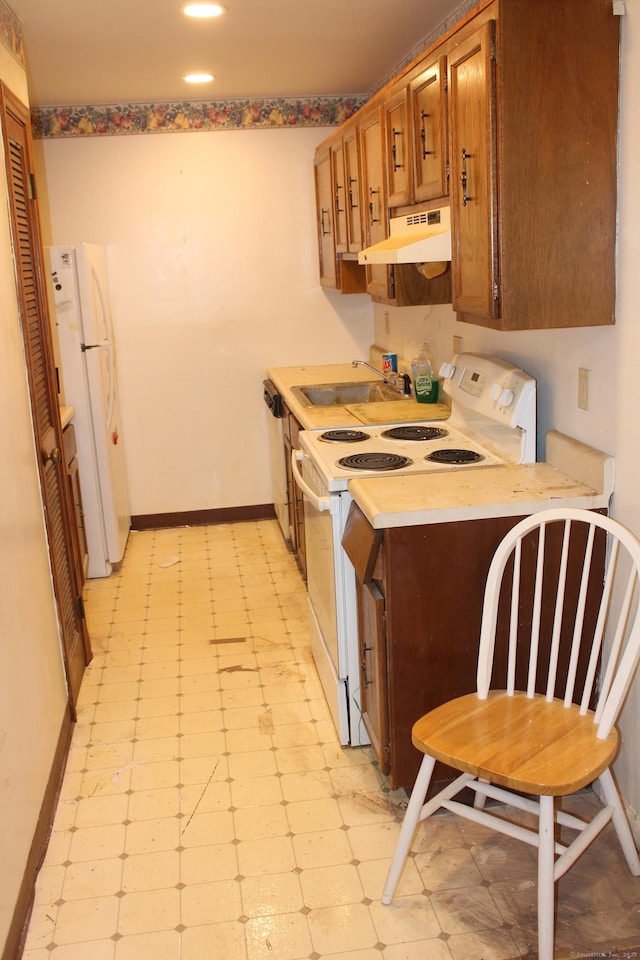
(537, 794), (556, 960)
(382, 754), (436, 905)
(474, 777), (488, 809)
(598, 768), (640, 875)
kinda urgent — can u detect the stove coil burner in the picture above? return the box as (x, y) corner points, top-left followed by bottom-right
(381, 425), (448, 442)
(338, 452), (413, 471)
(319, 429), (369, 443)
(425, 448), (484, 464)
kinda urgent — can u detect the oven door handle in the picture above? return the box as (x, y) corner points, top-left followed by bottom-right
(291, 449), (332, 512)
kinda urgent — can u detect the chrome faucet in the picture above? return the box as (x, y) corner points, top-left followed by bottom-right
(352, 360), (412, 396)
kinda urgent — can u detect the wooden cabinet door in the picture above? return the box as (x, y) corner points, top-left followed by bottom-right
(63, 424), (89, 588)
(384, 87), (411, 208)
(411, 55), (448, 202)
(343, 129), (362, 252)
(331, 140), (348, 254)
(448, 21), (499, 321)
(314, 149), (337, 287)
(359, 106), (391, 301)
(1, 83), (90, 712)
(357, 579), (390, 773)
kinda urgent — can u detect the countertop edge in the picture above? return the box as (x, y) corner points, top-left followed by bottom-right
(361, 492), (612, 529)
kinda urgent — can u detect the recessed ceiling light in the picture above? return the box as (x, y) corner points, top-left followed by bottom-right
(183, 72), (215, 83)
(183, 3), (225, 17)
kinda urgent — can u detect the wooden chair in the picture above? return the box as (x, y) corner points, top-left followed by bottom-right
(382, 507), (640, 960)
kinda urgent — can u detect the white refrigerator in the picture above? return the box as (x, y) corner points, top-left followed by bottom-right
(47, 243), (131, 578)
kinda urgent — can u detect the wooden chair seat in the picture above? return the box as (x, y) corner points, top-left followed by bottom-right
(412, 691), (619, 796)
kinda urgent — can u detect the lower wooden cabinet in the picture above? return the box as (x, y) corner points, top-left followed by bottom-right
(62, 423), (88, 590)
(342, 502), (605, 791)
(281, 401), (306, 579)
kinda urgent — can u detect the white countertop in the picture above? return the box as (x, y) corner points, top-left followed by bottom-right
(348, 431), (615, 528)
(60, 405), (75, 429)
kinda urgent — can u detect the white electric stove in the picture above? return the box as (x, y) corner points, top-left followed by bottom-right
(299, 352), (537, 490)
(291, 353), (537, 746)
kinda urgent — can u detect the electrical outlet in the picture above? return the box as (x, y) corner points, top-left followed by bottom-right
(453, 335), (463, 355)
(578, 368), (589, 411)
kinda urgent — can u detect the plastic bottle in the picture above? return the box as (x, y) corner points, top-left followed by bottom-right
(411, 343), (439, 404)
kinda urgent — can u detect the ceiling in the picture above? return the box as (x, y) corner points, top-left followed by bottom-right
(10, 0), (465, 108)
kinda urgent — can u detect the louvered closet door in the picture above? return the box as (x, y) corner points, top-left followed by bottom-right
(1, 82), (90, 711)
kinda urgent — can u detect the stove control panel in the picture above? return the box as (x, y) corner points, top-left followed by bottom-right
(443, 353), (536, 431)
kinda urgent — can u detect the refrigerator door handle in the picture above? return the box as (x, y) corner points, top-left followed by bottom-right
(83, 341), (115, 427)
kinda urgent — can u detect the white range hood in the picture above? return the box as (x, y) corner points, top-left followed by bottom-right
(358, 206), (451, 265)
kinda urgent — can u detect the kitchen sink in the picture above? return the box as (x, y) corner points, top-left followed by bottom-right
(290, 380), (405, 407)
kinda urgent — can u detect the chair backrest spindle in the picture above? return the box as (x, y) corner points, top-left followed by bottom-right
(546, 519), (571, 701)
(563, 521), (595, 708)
(526, 522), (546, 698)
(506, 537), (522, 695)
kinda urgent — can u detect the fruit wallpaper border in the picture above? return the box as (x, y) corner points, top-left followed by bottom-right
(0, 0), (24, 67)
(30, 96), (366, 139)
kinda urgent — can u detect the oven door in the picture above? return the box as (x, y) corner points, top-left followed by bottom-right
(291, 449), (351, 743)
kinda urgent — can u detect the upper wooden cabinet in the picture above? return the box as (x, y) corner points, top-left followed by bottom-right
(384, 54), (449, 210)
(410, 55), (449, 204)
(313, 144), (366, 293)
(331, 139), (348, 254)
(358, 104), (392, 301)
(448, 21), (498, 322)
(448, 0), (619, 329)
(384, 85), (411, 208)
(313, 0), (620, 329)
(313, 148), (337, 287)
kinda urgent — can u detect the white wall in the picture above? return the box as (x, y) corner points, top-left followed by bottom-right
(0, 46), (69, 950)
(37, 129), (374, 516)
(373, 7), (640, 826)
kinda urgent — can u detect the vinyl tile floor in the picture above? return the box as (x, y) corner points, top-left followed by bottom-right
(22, 521), (640, 960)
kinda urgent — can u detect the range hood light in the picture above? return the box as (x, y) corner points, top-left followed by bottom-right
(358, 206), (452, 265)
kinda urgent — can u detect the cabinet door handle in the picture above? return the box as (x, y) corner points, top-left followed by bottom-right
(334, 184), (344, 216)
(391, 127), (404, 172)
(420, 111), (433, 159)
(368, 187), (380, 224)
(460, 148), (473, 206)
(361, 645), (373, 687)
(320, 207), (331, 236)
(348, 178), (358, 211)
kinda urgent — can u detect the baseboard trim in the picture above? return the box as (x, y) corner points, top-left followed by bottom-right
(4, 705), (74, 960)
(131, 503), (276, 531)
